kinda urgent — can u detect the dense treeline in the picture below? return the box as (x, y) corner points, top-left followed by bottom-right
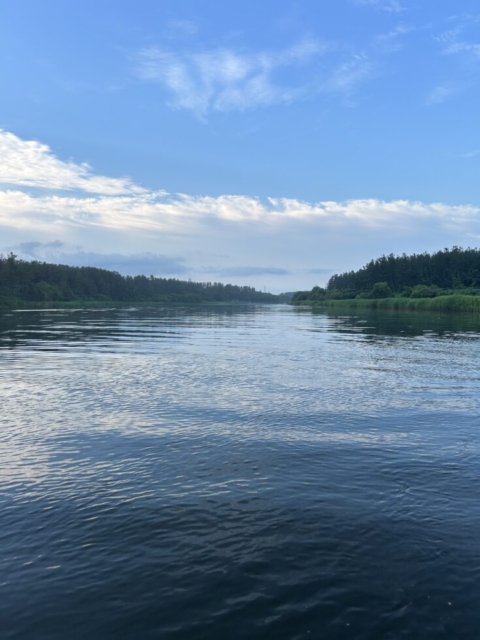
(291, 247), (480, 308)
(0, 254), (281, 307)
(327, 247), (480, 293)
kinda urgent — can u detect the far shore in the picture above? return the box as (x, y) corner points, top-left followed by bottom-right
(291, 294), (480, 313)
(0, 299), (286, 311)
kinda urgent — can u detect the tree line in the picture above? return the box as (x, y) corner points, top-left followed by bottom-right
(0, 254), (281, 306)
(292, 247), (480, 303)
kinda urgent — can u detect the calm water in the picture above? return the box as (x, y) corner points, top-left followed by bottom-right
(1, 305), (479, 639)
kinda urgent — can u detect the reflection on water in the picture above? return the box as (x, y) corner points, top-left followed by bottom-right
(1, 305), (480, 639)
(316, 307), (480, 338)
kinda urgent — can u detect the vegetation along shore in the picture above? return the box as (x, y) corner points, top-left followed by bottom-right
(292, 247), (480, 313)
(0, 253), (287, 309)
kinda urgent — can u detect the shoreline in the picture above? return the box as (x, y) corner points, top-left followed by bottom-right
(0, 299), (285, 311)
(291, 294), (480, 313)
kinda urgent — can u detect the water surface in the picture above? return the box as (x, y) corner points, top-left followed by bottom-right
(1, 305), (479, 639)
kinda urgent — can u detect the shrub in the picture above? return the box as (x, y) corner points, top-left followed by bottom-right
(368, 282), (392, 299)
(410, 285), (437, 298)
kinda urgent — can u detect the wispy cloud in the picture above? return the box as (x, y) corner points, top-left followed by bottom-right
(460, 149), (480, 159)
(325, 54), (374, 99)
(0, 130), (145, 195)
(9, 240), (294, 280)
(352, 0), (406, 14)
(308, 268), (333, 275)
(425, 82), (459, 105)
(374, 24), (415, 52)
(133, 21), (417, 117)
(166, 19), (199, 38)
(427, 16), (480, 105)
(436, 16), (480, 58)
(445, 41), (480, 57)
(212, 266), (290, 277)
(133, 39), (327, 116)
(11, 241), (188, 276)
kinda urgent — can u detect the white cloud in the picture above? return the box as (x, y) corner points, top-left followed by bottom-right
(448, 42), (480, 56)
(0, 130), (145, 195)
(441, 37), (480, 58)
(1, 131), (479, 238)
(2, 130), (480, 291)
(435, 17), (480, 60)
(134, 39), (326, 116)
(1, 187), (479, 237)
(133, 27), (413, 116)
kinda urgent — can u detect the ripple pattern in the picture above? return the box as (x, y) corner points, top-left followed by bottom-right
(1, 305), (480, 639)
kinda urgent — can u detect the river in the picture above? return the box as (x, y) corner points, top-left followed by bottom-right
(1, 305), (479, 639)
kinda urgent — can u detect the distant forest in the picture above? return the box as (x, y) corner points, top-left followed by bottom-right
(0, 254), (283, 306)
(292, 247), (480, 303)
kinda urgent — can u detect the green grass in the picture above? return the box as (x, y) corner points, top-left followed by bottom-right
(295, 295), (480, 313)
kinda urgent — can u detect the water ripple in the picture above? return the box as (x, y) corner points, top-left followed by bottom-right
(1, 305), (480, 639)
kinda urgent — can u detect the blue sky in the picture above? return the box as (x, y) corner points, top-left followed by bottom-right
(1, 0), (480, 291)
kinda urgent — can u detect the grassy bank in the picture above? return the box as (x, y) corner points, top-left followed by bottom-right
(294, 295), (480, 313)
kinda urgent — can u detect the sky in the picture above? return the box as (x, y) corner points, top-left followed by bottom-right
(1, 0), (480, 292)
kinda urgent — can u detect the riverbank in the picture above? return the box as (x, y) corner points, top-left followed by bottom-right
(0, 297), (285, 310)
(292, 294), (480, 313)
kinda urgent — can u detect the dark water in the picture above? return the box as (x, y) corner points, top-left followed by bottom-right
(1, 305), (479, 639)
